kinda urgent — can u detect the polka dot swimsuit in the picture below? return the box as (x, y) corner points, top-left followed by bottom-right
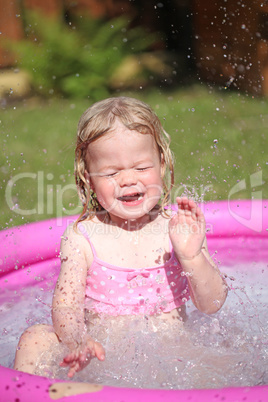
(79, 225), (190, 316)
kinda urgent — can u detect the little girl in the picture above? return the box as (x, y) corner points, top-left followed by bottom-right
(14, 96), (227, 379)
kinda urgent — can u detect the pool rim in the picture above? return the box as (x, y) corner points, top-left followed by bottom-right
(0, 199), (267, 401)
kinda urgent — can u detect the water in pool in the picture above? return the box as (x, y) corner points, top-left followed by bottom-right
(0, 262), (267, 390)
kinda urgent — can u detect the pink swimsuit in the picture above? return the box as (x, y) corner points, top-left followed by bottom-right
(80, 227), (190, 316)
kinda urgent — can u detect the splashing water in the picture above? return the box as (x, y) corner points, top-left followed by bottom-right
(0, 263), (267, 390)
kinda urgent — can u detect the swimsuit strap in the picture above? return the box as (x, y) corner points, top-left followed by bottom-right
(77, 223), (97, 258)
(169, 239), (175, 257)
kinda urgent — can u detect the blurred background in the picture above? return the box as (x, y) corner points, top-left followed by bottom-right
(0, 0), (267, 229)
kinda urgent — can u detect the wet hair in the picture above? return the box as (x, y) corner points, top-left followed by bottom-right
(74, 96), (174, 226)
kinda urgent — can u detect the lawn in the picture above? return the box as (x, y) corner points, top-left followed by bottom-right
(1, 83), (267, 229)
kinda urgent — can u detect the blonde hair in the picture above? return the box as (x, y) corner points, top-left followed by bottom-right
(74, 96), (174, 226)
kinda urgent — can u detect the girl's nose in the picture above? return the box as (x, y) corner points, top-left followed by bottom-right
(119, 169), (137, 187)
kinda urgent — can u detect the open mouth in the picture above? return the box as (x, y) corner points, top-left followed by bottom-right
(117, 192), (144, 202)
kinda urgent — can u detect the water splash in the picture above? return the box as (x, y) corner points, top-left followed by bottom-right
(0, 263), (267, 389)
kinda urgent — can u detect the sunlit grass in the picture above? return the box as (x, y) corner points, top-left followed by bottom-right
(141, 85), (267, 203)
(1, 84), (267, 229)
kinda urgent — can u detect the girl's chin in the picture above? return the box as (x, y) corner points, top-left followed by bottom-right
(108, 205), (158, 224)
(110, 211), (147, 223)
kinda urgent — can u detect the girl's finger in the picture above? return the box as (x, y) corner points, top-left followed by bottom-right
(68, 362), (79, 378)
(94, 342), (106, 361)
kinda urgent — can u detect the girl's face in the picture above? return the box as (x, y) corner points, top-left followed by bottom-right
(85, 119), (164, 225)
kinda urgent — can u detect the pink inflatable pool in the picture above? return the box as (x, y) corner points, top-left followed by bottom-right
(0, 200), (267, 401)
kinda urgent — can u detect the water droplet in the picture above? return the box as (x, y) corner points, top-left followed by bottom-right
(11, 203), (19, 211)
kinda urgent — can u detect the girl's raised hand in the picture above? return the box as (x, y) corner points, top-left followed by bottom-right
(60, 335), (105, 378)
(169, 197), (206, 261)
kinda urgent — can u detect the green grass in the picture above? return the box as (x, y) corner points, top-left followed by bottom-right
(1, 84), (267, 229)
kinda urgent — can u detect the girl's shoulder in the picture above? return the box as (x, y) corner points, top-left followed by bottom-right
(60, 220), (98, 264)
(60, 221), (88, 247)
(73, 216), (110, 244)
(61, 218), (101, 249)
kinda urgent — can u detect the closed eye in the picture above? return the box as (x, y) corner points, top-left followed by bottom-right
(136, 167), (151, 171)
(105, 172), (118, 177)
(98, 171), (118, 177)
(101, 167), (151, 177)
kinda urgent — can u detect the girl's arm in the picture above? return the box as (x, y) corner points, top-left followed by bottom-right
(169, 197), (228, 314)
(52, 225), (105, 377)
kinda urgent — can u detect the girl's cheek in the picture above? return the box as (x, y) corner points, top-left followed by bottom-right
(97, 180), (117, 197)
(107, 179), (119, 193)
